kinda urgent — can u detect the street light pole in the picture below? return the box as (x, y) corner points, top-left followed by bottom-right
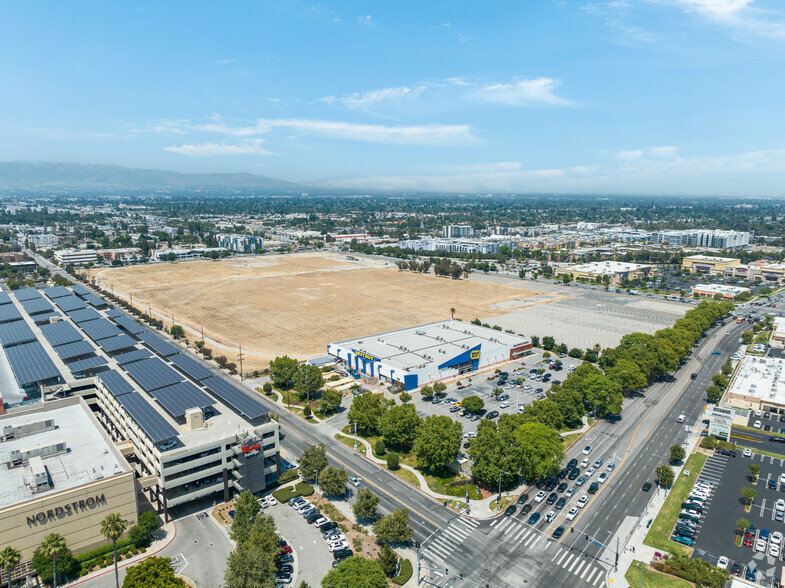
(498, 469), (510, 511)
(353, 423), (358, 450)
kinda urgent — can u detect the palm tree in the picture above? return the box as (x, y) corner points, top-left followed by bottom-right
(450, 307), (456, 320)
(100, 513), (128, 588)
(0, 546), (21, 588)
(39, 534), (65, 588)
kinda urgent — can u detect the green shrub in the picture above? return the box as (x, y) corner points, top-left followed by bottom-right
(392, 559), (413, 585)
(386, 452), (400, 470)
(263, 383), (273, 394)
(295, 482), (314, 496)
(278, 469), (299, 484)
(375, 440), (386, 455)
(272, 485), (298, 503)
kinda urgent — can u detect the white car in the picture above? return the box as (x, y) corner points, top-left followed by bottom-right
(349, 476), (362, 487)
(585, 467), (595, 478)
(770, 544), (781, 558)
(544, 510), (556, 523)
(266, 496), (278, 506)
(580, 458), (590, 468)
(717, 556), (729, 570)
(312, 517), (328, 527)
(772, 531), (783, 545)
(776, 500), (785, 512)
(523, 385), (532, 390)
(582, 446), (593, 455)
(677, 415), (686, 423)
(499, 402), (511, 409)
(743, 448), (752, 457)
(756, 539), (766, 552)
(598, 473), (608, 484)
(329, 540), (351, 552)
(576, 495), (588, 508)
(754, 420), (762, 428)
(565, 507), (578, 521)
(534, 490), (547, 503)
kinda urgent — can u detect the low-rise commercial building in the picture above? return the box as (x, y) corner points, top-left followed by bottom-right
(690, 284), (750, 299)
(727, 356), (785, 413)
(54, 249), (98, 266)
(682, 255), (741, 275)
(554, 261), (651, 283)
(770, 317), (785, 349)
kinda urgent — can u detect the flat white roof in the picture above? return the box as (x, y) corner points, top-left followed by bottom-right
(729, 356), (785, 406)
(568, 261), (649, 274)
(685, 255), (740, 263)
(692, 284), (750, 295)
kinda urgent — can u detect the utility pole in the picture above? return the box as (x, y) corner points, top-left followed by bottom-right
(238, 344), (244, 381)
(201, 326), (204, 343)
(416, 541), (421, 587)
(353, 422), (358, 450)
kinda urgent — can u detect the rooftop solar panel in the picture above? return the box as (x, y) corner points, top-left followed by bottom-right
(79, 318), (123, 341)
(82, 293), (107, 307)
(31, 311), (61, 325)
(70, 284), (90, 296)
(96, 334), (136, 353)
(19, 297), (54, 315)
(13, 288), (42, 301)
(39, 321), (83, 347)
(52, 339), (95, 360)
(137, 331), (180, 356)
(97, 369), (136, 397)
(168, 352), (214, 381)
(0, 321), (36, 348)
(4, 341), (61, 386)
(52, 295), (87, 312)
(0, 305), (23, 324)
(151, 381), (215, 418)
(113, 314), (146, 335)
(0, 291), (11, 306)
(42, 286), (73, 299)
(104, 309), (123, 318)
(66, 355), (108, 373)
(123, 357), (183, 392)
(117, 392), (178, 444)
(113, 348), (152, 365)
(202, 376), (269, 420)
(66, 307), (102, 323)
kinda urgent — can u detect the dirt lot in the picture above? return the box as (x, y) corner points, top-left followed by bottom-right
(89, 252), (551, 370)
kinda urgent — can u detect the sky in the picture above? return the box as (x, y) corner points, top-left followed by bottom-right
(2, 1), (785, 196)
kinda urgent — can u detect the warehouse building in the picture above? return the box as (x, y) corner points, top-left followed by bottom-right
(327, 320), (532, 391)
(726, 356), (785, 414)
(554, 261), (651, 283)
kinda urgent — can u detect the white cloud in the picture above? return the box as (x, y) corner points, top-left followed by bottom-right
(321, 85), (427, 109)
(617, 149), (644, 160)
(472, 78), (572, 106)
(164, 139), (273, 156)
(457, 34), (472, 42)
(358, 15), (372, 23)
(679, 0), (752, 15)
(648, 146), (679, 158)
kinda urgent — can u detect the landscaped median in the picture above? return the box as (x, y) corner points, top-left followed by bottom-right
(625, 560), (691, 588)
(643, 452), (708, 557)
(271, 481), (314, 503)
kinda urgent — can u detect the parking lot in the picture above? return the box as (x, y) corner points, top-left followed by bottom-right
(688, 449), (785, 585)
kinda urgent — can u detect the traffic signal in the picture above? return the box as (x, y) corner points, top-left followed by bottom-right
(585, 534), (589, 540)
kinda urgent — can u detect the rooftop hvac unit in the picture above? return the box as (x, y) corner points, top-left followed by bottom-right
(50, 316), (63, 323)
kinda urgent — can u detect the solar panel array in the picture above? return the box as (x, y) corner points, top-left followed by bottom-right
(19, 297), (54, 315)
(97, 369), (136, 396)
(52, 340), (95, 360)
(123, 357), (183, 392)
(137, 331), (180, 356)
(96, 334), (136, 353)
(104, 309), (123, 318)
(0, 291), (11, 305)
(0, 321), (36, 348)
(117, 392), (177, 443)
(70, 284), (90, 296)
(53, 295), (87, 312)
(0, 305), (22, 323)
(79, 318), (123, 341)
(67, 307), (101, 323)
(66, 355), (108, 373)
(113, 348), (152, 365)
(113, 314), (146, 335)
(5, 341), (61, 386)
(13, 288), (42, 301)
(202, 376), (269, 420)
(31, 311), (60, 325)
(82, 293), (107, 307)
(39, 321), (83, 347)
(42, 286), (73, 299)
(169, 352), (214, 381)
(151, 381), (215, 418)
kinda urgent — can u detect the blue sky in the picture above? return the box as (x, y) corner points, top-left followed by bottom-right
(2, 1), (785, 195)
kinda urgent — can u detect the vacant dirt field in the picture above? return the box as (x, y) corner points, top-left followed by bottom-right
(89, 253), (550, 369)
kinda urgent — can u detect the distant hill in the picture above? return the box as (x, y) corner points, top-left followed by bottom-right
(0, 161), (299, 191)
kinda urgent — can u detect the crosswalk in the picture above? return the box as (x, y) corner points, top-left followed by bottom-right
(550, 548), (607, 586)
(421, 516), (480, 565)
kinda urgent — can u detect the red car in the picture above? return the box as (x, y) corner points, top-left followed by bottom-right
(280, 545), (293, 554)
(743, 533), (754, 547)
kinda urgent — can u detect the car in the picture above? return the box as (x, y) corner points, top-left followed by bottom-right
(557, 482), (568, 493)
(553, 526), (565, 539)
(324, 529), (342, 540)
(544, 478), (558, 491)
(585, 467), (595, 477)
(546, 492), (558, 505)
(677, 415), (686, 423)
(516, 493), (529, 505)
(534, 490), (547, 503)
(760, 527), (770, 541)
(777, 510), (785, 522)
(743, 447), (752, 457)
(588, 482), (599, 494)
(486, 411), (500, 419)
(349, 476), (362, 487)
(499, 401), (511, 409)
(580, 458), (590, 468)
(313, 517), (328, 527)
(567, 458), (578, 470)
(320, 521), (338, 533)
(280, 545), (293, 554)
(593, 458), (604, 468)
(576, 495), (588, 508)
(565, 507), (579, 521)
(771, 436), (785, 443)
(544, 510), (556, 523)
(555, 497), (567, 510)
(777, 500), (785, 512)
(266, 496), (278, 506)
(575, 476), (586, 486)
(582, 445), (593, 455)
(568, 468), (580, 480)
(521, 504), (532, 515)
(755, 539), (766, 552)
(275, 573), (292, 584)
(673, 535), (693, 546)
(712, 350), (721, 355)
(730, 561), (743, 577)
(528, 512), (541, 524)
(305, 513), (323, 524)
(598, 473), (608, 484)
(772, 531), (783, 545)
(743, 533), (754, 547)
(754, 420), (762, 428)
(642, 482), (652, 492)
(332, 549), (353, 560)
(505, 505), (516, 516)
(565, 487), (575, 497)
(745, 566), (757, 581)
(276, 564), (294, 573)
(276, 554), (294, 564)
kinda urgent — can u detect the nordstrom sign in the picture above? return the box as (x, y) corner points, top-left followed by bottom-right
(27, 494), (107, 526)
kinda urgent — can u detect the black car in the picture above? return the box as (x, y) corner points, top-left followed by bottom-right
(642, 482), (652, 492)
(567, 458), (578, 470)
(528, 512), (541, 524)
(681, 502), (703, 513)
(555, 497), (567, 510)
(546, 492), (558, 505)
(333, 549), (354, 560)
(276, 564), (293, 573)
(276, 554), (294, 564)
(769, 479), (778, 489)
(588, 482), (599, 494)
(477, 408), (488, 417)
(319, 521), (338, 532)
(544, 479), (558, 491)
(568, 468), (580, 480)
(505, 505), (516, 516)
(557, 468), (568, 480)
(275, 573), (292, 582)
(485, 411), (500, 419)
(557, 482), (568, 493)
(771, 436), (785, 443)
(552, 526), (565, 539)
(305, 512), (322, 523)
(521, 504), (532, 515)
(517, 493), (529, 505)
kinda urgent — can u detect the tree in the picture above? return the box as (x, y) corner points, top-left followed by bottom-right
(225, 515), (279, 588)
(101, 513), (128, 588)
(655, 464), (675, 488)
(262, 382), (273, 394)
(269, 355), (299, 397)
(377, 544), (398, 577)
(737, 518), (750, 534)
(39, 534), (66, 588)
(373, 509), (413, 544)
(749, 464), (761, 482)
(742, 330), (754, 344)
(0, 546), (21, 588)
(433, 382), (447, 395)
(706, 384), (723, 403)
(298, 444), (329, 483)
(419, 385), (434, 400)
(348, 393), (390, 435)
(514, 423), (565, 482)
(319, 466), (349, 496)
(352, 488), (381, 521)
(321, 556), (387, 588)
(319, 388), (343, 414)
(670, 445), (686, 464)
(136, 510), (161, 540)
(741, 486), (757, 506)
(379, 404), (422, 449)
(303, 406), (312, 418)
(414, 415), (463, 471)
(399, 391), (412, 403)
(231, 490), (261, 545)
(605, 360), (647, 392)
(542, 336), (556, 351)
(450, 307), (456, 319)
(531, 335), (540, 347)
(169, 325), (184, 338)
(386, 452), (399, 470)
(123, 557), (186, 588)
(568, 348), (583, 359)
(294, 364), (325, 403)
(461, 395), (484, 413)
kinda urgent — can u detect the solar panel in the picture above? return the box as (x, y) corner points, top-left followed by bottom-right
(117, 392), (178, 443)
(113, 348), (152, 365)
(169, 352), (214, 381)
(39, 321), (84, 347)
(137, 331), (180, 356)
(4, 341), (61, 386)
(52, 340), (95, 360)
(0, 291), (11, 306)
(13, 288), (42, 301)
(42, 286), (73, 299)
(104, 309), (123, 318)
(67, 307), (102, 323)
(79, 318), (123, 341)
(113, 314), (146, 335)
(151, 381), (215, 418)
(0, 305), (23, 323)
(82, 293), (107, 307)
(53, 295), (87, 312)
(0, 321), (36, 347)
(97, 369), (136, 396)
(19, 297), (54, 315)
(202, 376), (269, 420)
(31, 311), (61, 325)
(66, 355), (108, 373)
(123, 357), (183, 392)
(70, 284), (90, 296)
(96, 334), (136, 353)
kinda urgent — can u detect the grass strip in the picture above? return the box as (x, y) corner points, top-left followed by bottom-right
(624, 561), (691, 588)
